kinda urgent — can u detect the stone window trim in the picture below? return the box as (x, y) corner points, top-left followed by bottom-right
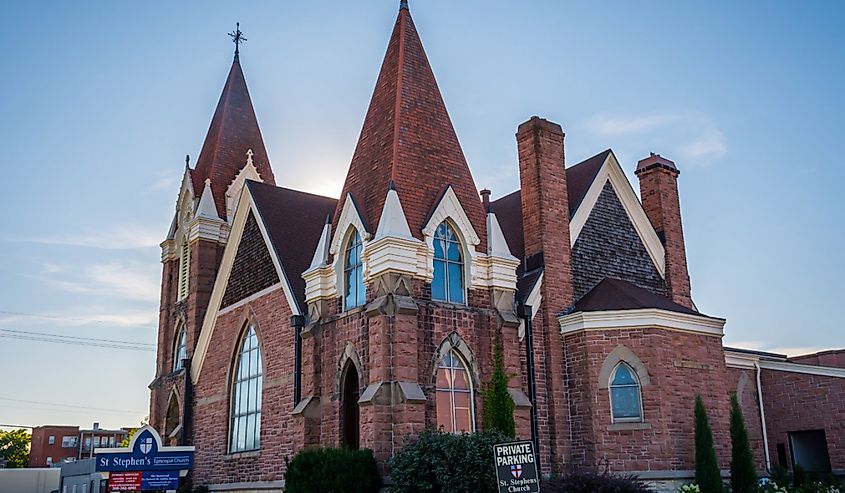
(172, 319), (188, 372)
(599, 345), (650, 425)
(431, 220), (466, 305)
(422, 186), (480, 290)
(431, 331), (482, 390)
(336, 342), (365, 397)
(227, 316), (264, 454)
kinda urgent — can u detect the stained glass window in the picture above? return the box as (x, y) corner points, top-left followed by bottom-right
(230, 325), (263, 452)
(435, 350), (474, 433)
(610, 363), (642, 422)
(432, 222), (464, 304)
(344, 230), (366, 310)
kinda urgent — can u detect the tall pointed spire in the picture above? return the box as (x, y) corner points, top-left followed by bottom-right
(334, 6), (486, 248)
(192, 33), (275, 220)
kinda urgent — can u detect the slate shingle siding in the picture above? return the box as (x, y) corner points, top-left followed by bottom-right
(221, 212), (280, 307)
(571, 181), (666, 301)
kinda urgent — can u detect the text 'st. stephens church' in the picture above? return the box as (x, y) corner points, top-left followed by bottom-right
(148, 3), (845, 491)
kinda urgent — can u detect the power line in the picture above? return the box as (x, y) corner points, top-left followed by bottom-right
(0, 423), (35, 429)
(0, 328), (154, 347)
(0, 329), (156, 352)
(0, 398), (143, 415)
(0, 310), (155, 327)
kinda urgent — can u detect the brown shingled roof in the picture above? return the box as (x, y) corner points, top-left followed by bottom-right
(574, 277), (699, 315)
(247, 181), (337, 310)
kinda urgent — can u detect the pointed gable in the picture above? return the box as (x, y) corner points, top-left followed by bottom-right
(335, 5), (486, 249)
(221, 210), (280, 308)
(192, 57), (275, 220)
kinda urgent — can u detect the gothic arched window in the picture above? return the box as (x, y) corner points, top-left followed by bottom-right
(230, 325), (263, 452)
(435, 350), (474, 433)
(609, 363), (643, 422)
(432, 222), (464, 304)
(344, 229), (366, 310)
(172, 324), (187, 372)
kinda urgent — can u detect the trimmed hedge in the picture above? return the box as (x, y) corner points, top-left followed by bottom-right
(284, 447), (382, 493)
(389, 429), (510, 493)
(542, 472), (654, 493)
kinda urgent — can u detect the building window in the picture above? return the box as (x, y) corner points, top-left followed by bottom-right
(48, 435), (55, 445)
(435, 349), (474, 433)
(61, 436), (77, 448)
(432, 222), (464, 304)
(343, 229), (366, 310)
(609, 363), (643, 422)
(46, 457), (53, 466)
(173, 324), (187, 371)
(230, 325), (262, 453)
(177, 240), (190, 300)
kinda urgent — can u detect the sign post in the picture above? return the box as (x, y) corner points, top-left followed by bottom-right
(493, 440), (540, 493)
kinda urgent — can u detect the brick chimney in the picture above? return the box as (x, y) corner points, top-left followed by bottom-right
(635, 153), (693, 309)
(516, 116), (574, 310)
(516, 116), (573, 471)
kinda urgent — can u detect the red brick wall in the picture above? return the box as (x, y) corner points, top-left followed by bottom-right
(760, 368), (845, 470)
(191, 288), (295, 486)
(29, 426), (79, 467)
(726, 367), (767, 470)
(563, 328), (731, 472)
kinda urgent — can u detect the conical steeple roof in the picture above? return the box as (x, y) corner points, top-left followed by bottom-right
(335, 4), (486, 248)
(192, 55), (275, 220)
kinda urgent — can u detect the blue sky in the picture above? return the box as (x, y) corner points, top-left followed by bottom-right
(1, 1), (843, 429)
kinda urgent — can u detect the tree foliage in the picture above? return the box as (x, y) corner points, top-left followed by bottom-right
(729, 393), (757, 493)
(694, 395), (724, 493)
(482, 343), (516, 438)
(0, 428), (31, 468)
(284, 447), (381, 493)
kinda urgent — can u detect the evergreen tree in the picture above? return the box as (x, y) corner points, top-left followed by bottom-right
(482, 343), (516, 438)
(694, 395), (724, 493)
(729, 393), (758, 493)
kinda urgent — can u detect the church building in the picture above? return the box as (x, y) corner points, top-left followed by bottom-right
(148, 3), (845, 491)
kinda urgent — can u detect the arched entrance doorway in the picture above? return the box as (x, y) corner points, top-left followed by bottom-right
(341, 363), (360, 449)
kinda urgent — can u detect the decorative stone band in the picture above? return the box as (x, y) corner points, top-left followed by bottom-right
(188, 216), (230, 244)
(725, 350), (845, 379)
(160, 239), (179, 262)
(557, 308), (726, 337)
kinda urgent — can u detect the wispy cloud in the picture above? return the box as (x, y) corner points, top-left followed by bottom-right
(0, 308), (157, 328)
(727, 340), (831, 357)
(586, 111), (727, 167)
(147, 169), (182, 193)
(31, 260), (160, 303)
(21, 225), (163, 250)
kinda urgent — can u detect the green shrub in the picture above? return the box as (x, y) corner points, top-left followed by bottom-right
(482, 343), (516, 438)
(388, 429), (510, 493)
(694, 395), (724, 493)
(729, 394), (758, 493)
(542, 471), (654, 492)
(284, 447), (381, 493)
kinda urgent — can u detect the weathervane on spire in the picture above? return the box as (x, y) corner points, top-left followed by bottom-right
(228, 22), (247, 60)
(400, 0), (409, 10)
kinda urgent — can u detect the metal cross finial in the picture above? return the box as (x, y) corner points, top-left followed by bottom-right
(228, 22), (247, 60)
(400, 0), (409, 10)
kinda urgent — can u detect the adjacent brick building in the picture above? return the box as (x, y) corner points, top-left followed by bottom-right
(28, 424), (129, 468)
(146, 3), (845, 491)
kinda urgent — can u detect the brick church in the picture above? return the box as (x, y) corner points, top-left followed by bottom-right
(147, 3), (845, 491)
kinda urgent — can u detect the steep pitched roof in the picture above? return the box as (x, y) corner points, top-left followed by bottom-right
(491, 149), (610, 261)
(247, 181), (337, 310)
(573, 277), (699, 315)
(192, 56), (275, 219)
(334, 5), (486, 248)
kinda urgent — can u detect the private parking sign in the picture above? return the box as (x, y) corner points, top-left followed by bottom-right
(493, 441), (540, 493)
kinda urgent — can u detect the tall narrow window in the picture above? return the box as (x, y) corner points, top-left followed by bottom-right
(432, 222), (464, 304)
(173, 325), (187, 371)
(344, 230), (366, 310)
(177, 241), (190, 300)
(435, 350), (474, 433)
(609, 363), (643, 422)
(230, 325), (262, 452)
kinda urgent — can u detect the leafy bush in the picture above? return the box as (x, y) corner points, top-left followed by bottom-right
(388, 429), (510, 493)
(678, 484), (701, 493)
(482, 343), (516, 438)
(284, 447), (381, 493)
(730, 394), (758, 493)
(694, 395), (724, 493)
(542, 471), (654, 493)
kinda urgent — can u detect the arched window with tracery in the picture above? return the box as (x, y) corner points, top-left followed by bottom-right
(432, 222), (464, 304)
(230, 325), (263, 452)
(609, 362), (643, 422)
(435, 349), (474, 433)
(344, 229), (366, 310)
(172, 324), (187, 371)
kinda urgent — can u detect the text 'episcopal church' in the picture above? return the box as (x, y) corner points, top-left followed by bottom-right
(148, 3), (845, 491)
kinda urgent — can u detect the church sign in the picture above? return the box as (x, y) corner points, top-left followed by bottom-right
(494, 441), (541, 493)
(95, 426), (194, 491)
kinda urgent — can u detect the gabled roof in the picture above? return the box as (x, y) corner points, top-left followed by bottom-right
(334, 5), (486, 249)
(192, 56), (275, 219)
(574, 277), (698, 315)
(491, 149), (610, 261)
(247, 181), (337, 309)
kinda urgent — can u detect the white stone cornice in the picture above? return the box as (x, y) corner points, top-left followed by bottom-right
(160, 238), (178, 262)
(569, 152), (666, 278)
(329, 194), (371, 257)
(557, 308), (726, 337)
(375, 187), (413, 240)
(724, 350), (845, 378)
(422, 186), (480, 247)
(364, 235), (424, 282)
(303, 265), (337, 303)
